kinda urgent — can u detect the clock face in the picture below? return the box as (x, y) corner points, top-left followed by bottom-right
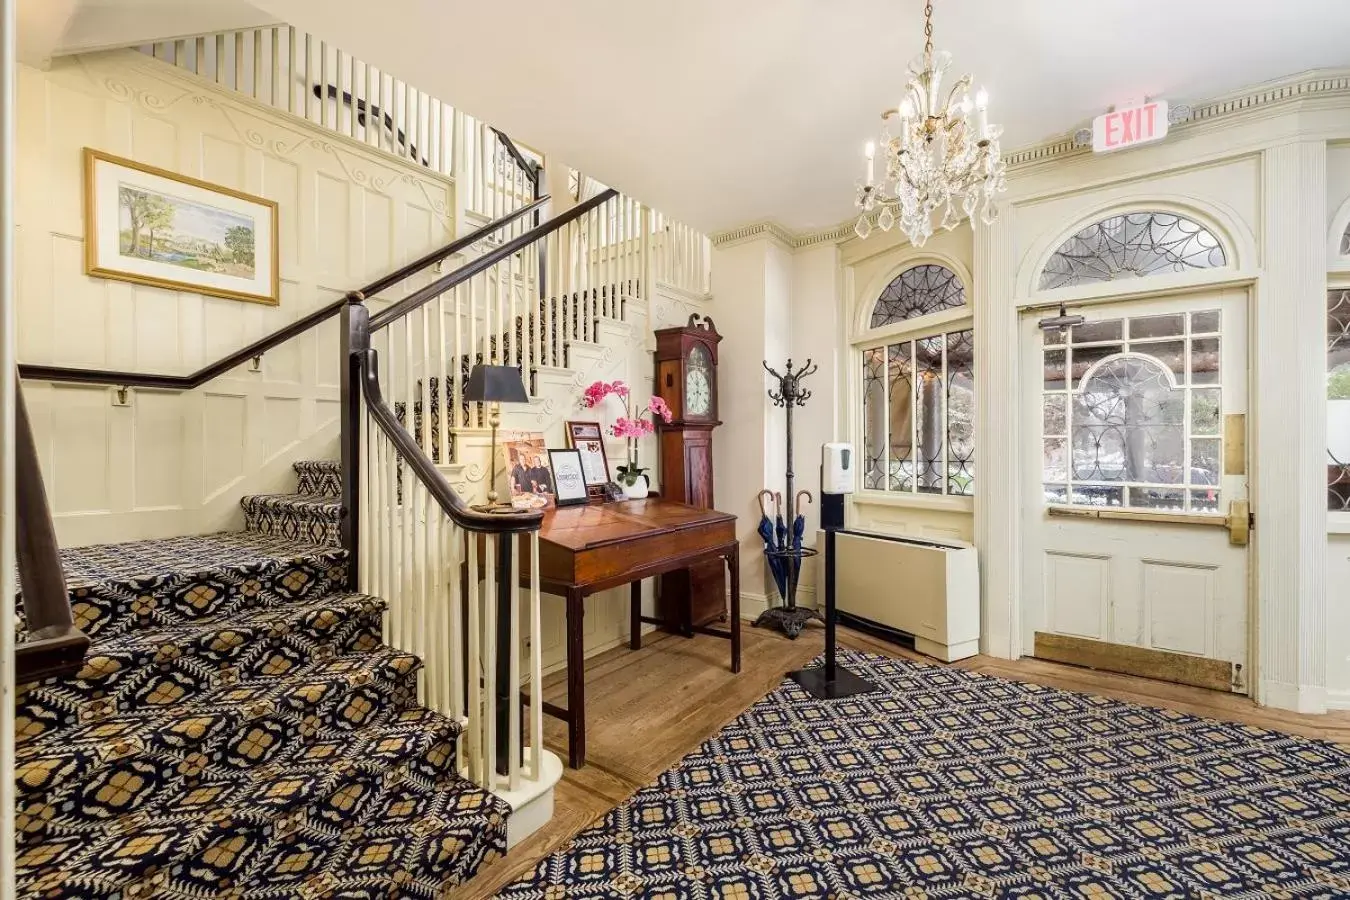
(685, 343), (713, 417)
(686, 368), (711, 416)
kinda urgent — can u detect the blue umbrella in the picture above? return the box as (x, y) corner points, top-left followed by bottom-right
(788, 491), (811, 604)
(792, 491), (811, 552)
(757, 490), (787, 600)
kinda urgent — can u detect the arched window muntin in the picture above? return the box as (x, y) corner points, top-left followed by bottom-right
(1038, 211), (1227, 291)
(857, 261), (975, 499)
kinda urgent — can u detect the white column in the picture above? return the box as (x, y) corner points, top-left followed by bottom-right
(973, 208), (1019, 658)
(1256, 140), (1328, 712)
(1, 0), (17, 891)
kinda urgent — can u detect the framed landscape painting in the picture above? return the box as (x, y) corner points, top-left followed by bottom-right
(84, 148), (279, 305)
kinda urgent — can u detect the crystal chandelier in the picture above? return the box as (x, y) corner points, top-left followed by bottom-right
(854, 0), (1007, 246)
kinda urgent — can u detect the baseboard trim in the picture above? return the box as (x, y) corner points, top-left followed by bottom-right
(1326, 688), (1350, 711)
(1260, 679), (1328, 714)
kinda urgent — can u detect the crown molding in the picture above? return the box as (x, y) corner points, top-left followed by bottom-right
(714, 67), (1350, 253)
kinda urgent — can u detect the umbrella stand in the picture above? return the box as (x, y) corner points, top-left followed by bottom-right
(753, 358), (822, 640)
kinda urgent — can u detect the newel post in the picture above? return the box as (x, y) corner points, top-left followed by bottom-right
(340, 291), (369, 592)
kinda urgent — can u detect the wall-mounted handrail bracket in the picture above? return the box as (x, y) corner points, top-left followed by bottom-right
(113, 386), (130, 407)
(249, 355), (263, 373)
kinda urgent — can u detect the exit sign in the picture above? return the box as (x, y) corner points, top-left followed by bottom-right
(1092, 100), (1169, 153)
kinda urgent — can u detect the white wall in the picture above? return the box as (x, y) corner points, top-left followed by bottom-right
(18, 50), (454, 546)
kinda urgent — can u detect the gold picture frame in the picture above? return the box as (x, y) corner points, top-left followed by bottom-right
(83, 148), (280, 305)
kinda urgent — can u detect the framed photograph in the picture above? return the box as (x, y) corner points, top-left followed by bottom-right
(548, 450), (589, 506)
(500, 431), (555, 510)
(565, 420), (611, 492)
(84, 148), (280, 305)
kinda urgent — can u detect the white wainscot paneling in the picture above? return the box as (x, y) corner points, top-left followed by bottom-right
(1143, 561), (1216, 657)
(133, 391), (186, 510)
(1045, 552), (1109, 640)
(17, 51), (455, 544)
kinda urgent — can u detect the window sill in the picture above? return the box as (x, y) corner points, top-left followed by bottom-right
(1330, 513), (1350, 535)
(853, 491), (974, 514)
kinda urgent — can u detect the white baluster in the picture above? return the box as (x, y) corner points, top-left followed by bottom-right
(509, 532), (522, 791)
(466, 531), (481, 783)
(528, 531), (542, 780)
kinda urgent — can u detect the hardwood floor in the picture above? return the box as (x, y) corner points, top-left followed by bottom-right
(452, 623), (1350, 899)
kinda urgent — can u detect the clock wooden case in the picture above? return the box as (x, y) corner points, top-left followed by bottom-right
(654, 314), (725, 627)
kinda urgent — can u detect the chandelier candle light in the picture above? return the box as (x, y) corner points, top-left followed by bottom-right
(855, 0), (1007, 246)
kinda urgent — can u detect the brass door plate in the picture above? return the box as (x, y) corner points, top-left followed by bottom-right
(1224, 414), (1246, 475)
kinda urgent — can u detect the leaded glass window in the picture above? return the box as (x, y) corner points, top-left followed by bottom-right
(861, 329), (974, 496)
(1039, 213), (1227, 291)
(1329, 289), (1350, 512)
(870, 264), (965, 329)
(1042, 310), (1221, 511)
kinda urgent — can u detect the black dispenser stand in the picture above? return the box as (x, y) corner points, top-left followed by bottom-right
(788, 489), (878, 699)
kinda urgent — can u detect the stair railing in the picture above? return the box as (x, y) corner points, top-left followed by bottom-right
(138, 27), (542, 220)
(347, 186), (652, 791)
(133, 26), (713, 297)
(14, 381), (88, 683)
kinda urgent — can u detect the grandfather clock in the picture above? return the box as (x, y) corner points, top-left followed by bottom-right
(654, 314), (725, 627)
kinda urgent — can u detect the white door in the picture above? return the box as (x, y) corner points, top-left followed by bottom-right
(1020, 289), (1251, 693)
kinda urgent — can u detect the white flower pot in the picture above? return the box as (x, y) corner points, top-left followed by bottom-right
(622, 475), (650, 500)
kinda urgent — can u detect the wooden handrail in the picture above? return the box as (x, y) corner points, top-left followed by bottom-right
(356, 344), (542, 534)
(369, 188), (619, 332)
(15, 380), (89, 682)
(490, 127), (540, 185)
(16, 197), (548, 391)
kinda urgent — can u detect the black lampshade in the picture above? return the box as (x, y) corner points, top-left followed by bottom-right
(463, 364), (528, 404)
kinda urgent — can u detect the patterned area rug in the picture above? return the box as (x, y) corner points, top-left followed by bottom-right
(498, 651), (1350, 899)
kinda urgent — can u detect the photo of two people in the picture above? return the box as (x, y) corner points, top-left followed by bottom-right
(501, 433), (555, 509)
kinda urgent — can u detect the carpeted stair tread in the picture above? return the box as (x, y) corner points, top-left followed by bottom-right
(17, 592), (388, 734)
(17, 643), (424, 768)
(54, 531), (340, 591)
(27, 533), (347, 642)
(292, 459), (341, 498)
(241, 492), (344, 547)
(16, 715), (497, 899)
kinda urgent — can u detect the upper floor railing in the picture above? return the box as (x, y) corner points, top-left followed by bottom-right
(135, 26), (712, 297)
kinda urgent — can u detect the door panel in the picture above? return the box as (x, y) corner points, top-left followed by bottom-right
(1021, 289), (1250, 693)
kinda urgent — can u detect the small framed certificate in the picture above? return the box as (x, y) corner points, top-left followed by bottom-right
(565, 420), (611, 496)
(548, 449), (589, 506)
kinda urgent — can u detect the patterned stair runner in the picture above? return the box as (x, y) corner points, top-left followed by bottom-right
(13, 460), (508, 898)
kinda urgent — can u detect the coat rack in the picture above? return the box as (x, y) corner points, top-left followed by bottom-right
(754, 358), (820, 639)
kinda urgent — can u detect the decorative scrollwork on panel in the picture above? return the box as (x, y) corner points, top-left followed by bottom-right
(1342, 222), (1350, 257)
(1039, 212), (1226, 291)
(871, 264), (966, 329)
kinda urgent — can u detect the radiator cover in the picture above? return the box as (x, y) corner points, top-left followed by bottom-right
(817, 529), (980, 662)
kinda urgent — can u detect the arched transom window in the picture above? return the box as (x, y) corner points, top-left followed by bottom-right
(870, 264), (966, 328)
(861, 263), (974, 497)
(1039, 213), (1227, 291)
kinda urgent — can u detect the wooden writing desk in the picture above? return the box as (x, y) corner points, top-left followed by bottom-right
(534, 499), (739, 767)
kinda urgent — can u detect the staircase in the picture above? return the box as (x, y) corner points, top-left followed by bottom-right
(14, 460), (508, 897)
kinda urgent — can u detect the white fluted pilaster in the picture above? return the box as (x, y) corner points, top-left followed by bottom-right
(1256, 140), (1328, 712)
(973, 208), (1020, 658)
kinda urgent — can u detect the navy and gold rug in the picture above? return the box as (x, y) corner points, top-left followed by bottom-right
(498, 652), (1350, 899)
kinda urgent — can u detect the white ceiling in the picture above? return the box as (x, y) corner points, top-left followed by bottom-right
(149, 2), (1350, 230)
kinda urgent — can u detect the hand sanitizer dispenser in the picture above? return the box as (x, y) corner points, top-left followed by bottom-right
(820, 442), (853, 530)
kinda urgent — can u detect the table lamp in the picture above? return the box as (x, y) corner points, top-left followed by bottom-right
(463, 363), (529, 508)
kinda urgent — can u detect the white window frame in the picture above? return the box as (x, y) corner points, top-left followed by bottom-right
(1330, 273), (1350, 533)
(853, 263), (975, 510)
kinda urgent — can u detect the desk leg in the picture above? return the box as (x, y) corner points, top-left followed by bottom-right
(566, 587), (586, 768)
(629, 579), (642, 651)
(728, 544), (741, 674)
